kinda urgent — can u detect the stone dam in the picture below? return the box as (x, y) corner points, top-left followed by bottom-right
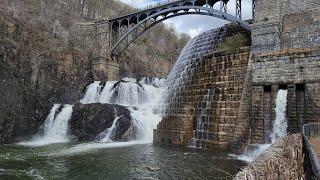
(152, 0), (320, 152)
(1, 0), (320, 179)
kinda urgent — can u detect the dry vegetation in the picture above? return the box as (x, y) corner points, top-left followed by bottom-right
(218, 33), (249, 54)
(0, 0), (190, 77)
(234, 134), (305, 180)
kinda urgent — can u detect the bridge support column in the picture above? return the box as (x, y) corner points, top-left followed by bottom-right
(92, 56), (119, 81)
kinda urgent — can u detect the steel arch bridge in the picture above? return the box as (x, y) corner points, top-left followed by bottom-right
(95, 0), (255, 58)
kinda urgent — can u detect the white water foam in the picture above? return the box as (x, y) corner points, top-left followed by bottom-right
(80, 81), (102, 104)
(21, 77), (164, 151)
(99, 116), (124, 143)
(98, 81), (116, 103)
(232, 89), (288, 162)
(55, 141), (147, 156)
(19, 104), (74, 147)
(129, 107), (162, 143)
(59, 78), (164, 153)
(270, 89), (288, 143)
(231, 144), (271, 163)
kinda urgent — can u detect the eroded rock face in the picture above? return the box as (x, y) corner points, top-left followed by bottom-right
(69, 103), (136, 142)
(0, 11), (93, 144)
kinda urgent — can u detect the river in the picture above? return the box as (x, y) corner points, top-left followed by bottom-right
(0, 143), (246, 180)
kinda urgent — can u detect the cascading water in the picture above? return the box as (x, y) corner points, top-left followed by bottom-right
(270, 89), (288, 143)
(234, 89), (288, 162)
(95, 78), (164, 142)
(98, 116), (124, 143)
(80, 81), (102, 104)
(19, 104), (74, 147)
(189, 89), (215, 148)
(60, 78), (164, 154)
(98, 81), (117, 103)
(20, 78), (164, 149)
(162, 28), (227, 115)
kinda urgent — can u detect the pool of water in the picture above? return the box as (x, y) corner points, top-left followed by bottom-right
(0, 142), (246, 180)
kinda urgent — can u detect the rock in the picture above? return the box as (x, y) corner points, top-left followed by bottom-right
(69, 103), (136, 142)
(69, 135), (78, 143)
(0, 12), (93, 144)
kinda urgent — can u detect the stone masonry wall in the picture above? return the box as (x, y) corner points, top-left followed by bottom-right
(252, 0), (320, 53)
(243, 0), (320, 147)
(250, 48), (320, 143)
(154, 50), (250, 150)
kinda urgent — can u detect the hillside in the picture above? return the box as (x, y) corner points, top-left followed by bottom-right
(0, 0), (190, 77)
(0, 0), (189, 144)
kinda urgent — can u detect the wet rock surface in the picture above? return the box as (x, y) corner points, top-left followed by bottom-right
(69, 103), (135, 141)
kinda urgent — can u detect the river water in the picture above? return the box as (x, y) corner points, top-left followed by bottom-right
(0, 78), (247, 179)
(0, 143), (246, 180)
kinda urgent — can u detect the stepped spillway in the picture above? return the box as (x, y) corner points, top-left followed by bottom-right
(154, 24), (251, 149)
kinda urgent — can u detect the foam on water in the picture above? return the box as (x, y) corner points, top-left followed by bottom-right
(129, 107), (162, 143)
(19, 105), (73, 147)
(231, 144), (271, 163)
(19, 77), (164, 150)
(55, 141), (148, 156)
(232, 89), (288, 162)
(99, 116), (124, 143)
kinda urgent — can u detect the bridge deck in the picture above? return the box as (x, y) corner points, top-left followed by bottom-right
(108, 0), (184, 21)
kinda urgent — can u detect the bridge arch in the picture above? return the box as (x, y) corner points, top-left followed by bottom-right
(107, 0), (253, 58)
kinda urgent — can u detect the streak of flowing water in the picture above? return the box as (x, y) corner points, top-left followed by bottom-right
(80, 81), (102, 104)
(20, 77), (164, 149)
(233, 89), (288, 162)
(57, 79), (164, 153)
(95, 78), (164, 143)
(189, 89), (215, 148)
(19, 105), (74, 147)
(98, 81), (116, 103)
(270, 89), (288, 143)
(99, 116), (124, 143)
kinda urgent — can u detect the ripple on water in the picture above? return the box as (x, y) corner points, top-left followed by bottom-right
(0, 143), (247, 179)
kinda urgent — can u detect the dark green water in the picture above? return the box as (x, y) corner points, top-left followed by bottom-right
(0, 142), (246, 180)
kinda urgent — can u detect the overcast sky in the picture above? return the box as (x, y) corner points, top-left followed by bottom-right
(119, 0), (253, 37)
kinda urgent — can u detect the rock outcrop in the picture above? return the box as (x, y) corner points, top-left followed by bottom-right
(0, 9), (93, 144)
(69, 104), (136, 142)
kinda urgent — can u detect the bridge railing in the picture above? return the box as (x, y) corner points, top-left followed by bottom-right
(302, 123), (320, 179)
(109, 0), (182, 19)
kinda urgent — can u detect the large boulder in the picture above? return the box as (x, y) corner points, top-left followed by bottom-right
(69, 103), (137, 141)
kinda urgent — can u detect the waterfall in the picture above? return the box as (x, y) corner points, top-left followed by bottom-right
(98, 116), (124, 143)
(232, 89), (288, 162)
(93, 78), (165, 107)
(129, 107), (162, 143)
(189, 89), (215, 148)
(41, 104), (61, 135)
(80, 81), (102, 104)
(98, 81), (116, 103)
(19, 104), (74, 147)
(113, 82), (145, 106)
(82, 78), (165, 143)
(20, 77), (164, 148)
(270, 89), (288, 143)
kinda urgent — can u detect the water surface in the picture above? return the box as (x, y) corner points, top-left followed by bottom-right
(0, 143), (246, 180)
